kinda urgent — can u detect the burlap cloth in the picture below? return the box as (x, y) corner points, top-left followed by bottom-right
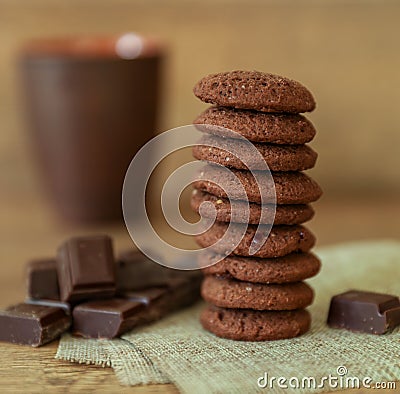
(56, 240), (400, 393)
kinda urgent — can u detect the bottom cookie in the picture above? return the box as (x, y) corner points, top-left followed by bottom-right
(201, 305), (311, 341)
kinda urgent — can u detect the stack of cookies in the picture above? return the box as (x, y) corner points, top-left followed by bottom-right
(191, 71), (322, 341)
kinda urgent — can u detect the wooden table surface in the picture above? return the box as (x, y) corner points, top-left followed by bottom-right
(0, 185), (398, 393)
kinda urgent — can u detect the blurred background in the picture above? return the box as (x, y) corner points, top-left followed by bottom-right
(0, 0), (399, 303)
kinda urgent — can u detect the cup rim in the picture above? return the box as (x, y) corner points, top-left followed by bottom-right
(20, 34), (164, 60)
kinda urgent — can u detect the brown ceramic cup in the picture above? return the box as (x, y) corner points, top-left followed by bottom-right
(20, 34), (163, 223)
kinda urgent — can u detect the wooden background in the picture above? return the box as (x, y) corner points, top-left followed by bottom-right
(1, 0), (400, 198)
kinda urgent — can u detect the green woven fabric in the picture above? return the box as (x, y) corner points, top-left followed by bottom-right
(56, 240), (400, 393)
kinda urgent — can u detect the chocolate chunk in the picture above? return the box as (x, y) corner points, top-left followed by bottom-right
(327, 290), (400, 335)
(116, 249), (174, 291)
(57, 235), (116, 302)
(25, 298), (72, 314)
(26, 258), (59, 300)
(116, 249), (202, 292)
(73, 278), (200, 339)
(120, 276), (202, 322)
(122, 288), (168, 305)
(116, 249), (203, 314)
(0, 303), (71, 346)
(73, 250), (202, 338)
(73, 299), (146, 339)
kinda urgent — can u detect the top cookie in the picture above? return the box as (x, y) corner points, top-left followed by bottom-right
(193, 71), (315, 113)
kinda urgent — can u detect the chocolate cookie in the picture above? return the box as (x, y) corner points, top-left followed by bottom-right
(201, 305), (311, 341)
(191, 190), (314, 225)
(201, 251), (321, 284)
(201, 276), (314, 310)
(193, 71), (315, 113)
(195, 222), (315, 258)
(192, 134), (317, 171)
(193, 164), (322, 205)
(194, 107), (316, 144)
